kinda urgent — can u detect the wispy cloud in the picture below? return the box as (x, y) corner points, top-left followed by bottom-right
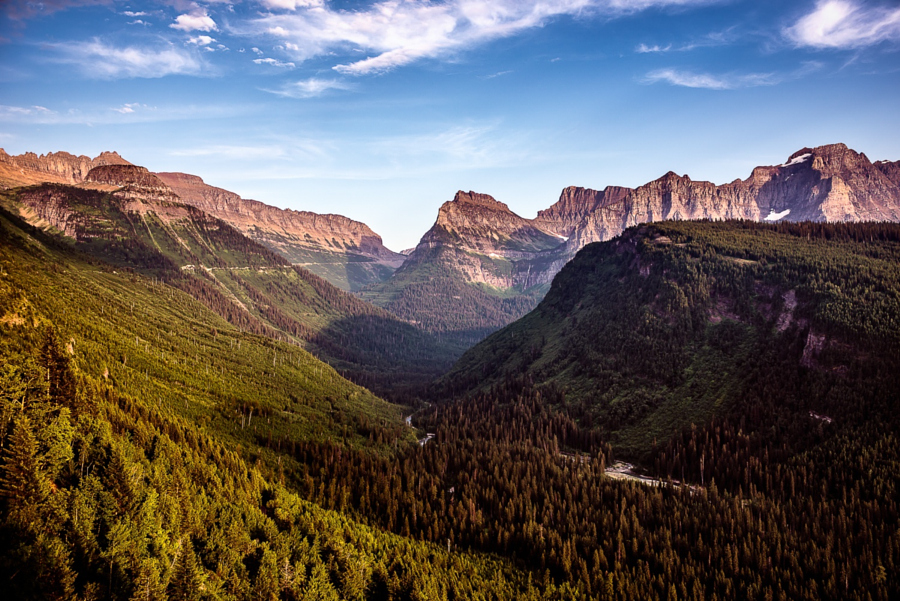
(644, 68), (774, 89)
(49, 39), (204, 79)
(112, 103), (152, 114)
(242, 0), (717, 76)
(0, 104), (56, 121)
(171, 11), (218, 33)
(644, 62), (822, 89)
(636, 28), (735, 53)
(264, 77), (352, 98)
(253, 57), (296, 68)
(785, 0), (900, 49)
(636, 43), (673, 53)
(260, 0), (324, 8)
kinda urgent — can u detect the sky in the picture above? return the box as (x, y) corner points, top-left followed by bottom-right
(1, 0), (899, 251)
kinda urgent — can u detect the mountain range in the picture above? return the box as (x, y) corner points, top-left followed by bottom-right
(2, 143), (899, 600)
(3, 142), (899, 348)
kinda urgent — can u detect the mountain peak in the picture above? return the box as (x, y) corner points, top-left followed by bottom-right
(86, 164), (169, 190)
(451, 190), (511, 212)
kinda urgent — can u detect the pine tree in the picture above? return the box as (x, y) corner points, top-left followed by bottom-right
(168, 537), (204, 601)
(0, 415), (48, 527)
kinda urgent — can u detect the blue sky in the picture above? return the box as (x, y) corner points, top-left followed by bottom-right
(2, 0), (899, 250)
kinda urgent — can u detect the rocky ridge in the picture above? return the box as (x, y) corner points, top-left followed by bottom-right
(156, 172), (403, 263)
(0, 148), (406, 292)
(0, 149), (131, 188)
(155, 172), (405, 290)
(565, 144), (900, 251)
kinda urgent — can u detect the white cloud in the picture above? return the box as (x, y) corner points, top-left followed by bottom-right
(240, 0), (716, 76)
(636, 43), (672, 52)
(253, 57), (296, 68)
(0, 105), (56, 120)
(123, 11), (147, 17)
(128, 20), (149, 26)
(260, 0), (324, 9)
(265, 77), (353, 98)
(50, 39), (204, 78)
(188, 35), (217, 46)
(643, 68), (779, 89)
(112, 103), (152, 114)
(171, 11), (218, 32)
(786, 0), (900, 48)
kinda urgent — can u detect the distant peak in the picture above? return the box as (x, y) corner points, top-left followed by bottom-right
(451, 190), (510, 211)
(95, 151), (132, 165)
(85, 164), (169, 189)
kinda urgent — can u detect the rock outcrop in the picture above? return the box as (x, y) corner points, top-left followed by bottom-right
(0, 149), (130, 187)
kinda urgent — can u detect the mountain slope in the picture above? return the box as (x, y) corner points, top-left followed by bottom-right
(0, 208), (575, 601)
(2, 170), (453, 399)
(156, 171), (404, 291)
(360, 191), (569, 346)
(442, 220), (900, 455)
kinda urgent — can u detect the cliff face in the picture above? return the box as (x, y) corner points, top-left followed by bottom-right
(401, 191), (568, 289)
(155, 172), (404, 290)
(566, 144), (900, 251)
(0, 149), (130, 187)
(534, 185), (632, 237)
(416, 190), (564, 256)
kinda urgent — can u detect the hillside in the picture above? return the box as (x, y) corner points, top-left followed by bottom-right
(1, 174), (454, 400)
(156, 172), (405, 291)
(441, 220), (900, 455)
(0, 207), (579, 600)
(2, 183), (899, 599)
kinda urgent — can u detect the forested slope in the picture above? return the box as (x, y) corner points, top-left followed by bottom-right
(442, 220), (900, 454)
(1, 184), (455, 399)
(0, 206), (579, 600)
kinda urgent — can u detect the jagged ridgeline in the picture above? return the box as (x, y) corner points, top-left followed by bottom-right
(441, 220), (900, 455)
(0, 176), (455, 399)
(0, 208), (584, 600)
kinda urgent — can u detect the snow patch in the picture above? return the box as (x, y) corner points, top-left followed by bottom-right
(764, 209), (791, 221)
(782, 153), (811, 167)
(553, 233), (569, 241)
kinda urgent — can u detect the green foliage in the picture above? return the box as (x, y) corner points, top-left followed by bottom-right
(442, 220), (900, 454)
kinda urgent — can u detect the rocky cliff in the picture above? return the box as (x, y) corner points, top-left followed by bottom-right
(0, 149), (130, 187)
(566, 143), (900, 251)
(534, 185), (632, 237)
(416, 190), (564, 256)
(156, 172), (405, 290)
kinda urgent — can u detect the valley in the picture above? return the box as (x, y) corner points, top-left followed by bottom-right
(1, 145), (899, 600)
